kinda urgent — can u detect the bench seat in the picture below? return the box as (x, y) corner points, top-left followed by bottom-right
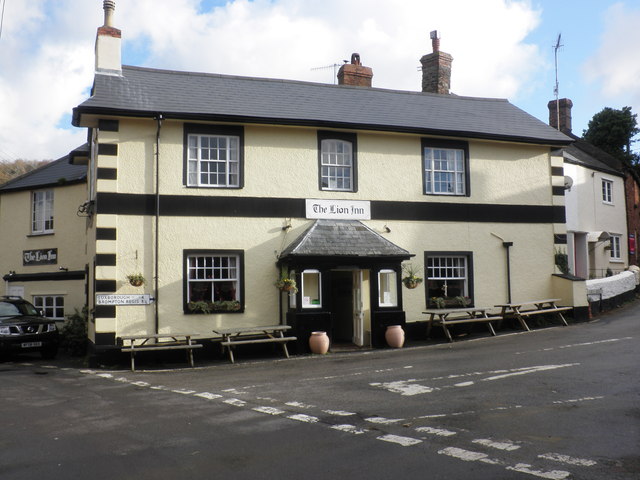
(435, 316), (503, 325)
(122, 343), (202, 352)
(221, 336), (297, 347)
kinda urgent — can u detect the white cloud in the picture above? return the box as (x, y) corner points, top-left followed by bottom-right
(0, 0), (545, 160)
(583, 3), (640, 109)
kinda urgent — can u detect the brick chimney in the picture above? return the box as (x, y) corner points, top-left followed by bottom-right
(95, 0), (122, 75)
(420, 30), (453, 94)
(337, 53), (373, 87)
(548, 98), (573, 134)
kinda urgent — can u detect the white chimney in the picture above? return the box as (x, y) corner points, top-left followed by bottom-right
(95, 0), (122, 75)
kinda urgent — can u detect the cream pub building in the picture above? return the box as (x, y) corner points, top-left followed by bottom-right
(74, 2), (583, 358)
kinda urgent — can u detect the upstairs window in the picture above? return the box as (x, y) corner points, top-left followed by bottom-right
(602, 179), (613, 204)
(32, 190), (54, 234)
(318, 131), (357, 192)
(422, 139), (469, 196)
(184, 124), (243, 188)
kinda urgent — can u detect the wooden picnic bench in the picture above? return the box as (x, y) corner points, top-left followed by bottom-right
(212, 325), (296, 363)
(495, 298), (572, 331)
(119, 333), (202, 372)
(423, 307), (503, 342)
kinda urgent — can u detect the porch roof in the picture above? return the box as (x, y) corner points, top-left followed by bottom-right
(279, 219), (412, 260)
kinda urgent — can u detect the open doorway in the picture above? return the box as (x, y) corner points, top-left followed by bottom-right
(330, 269), (370, 348)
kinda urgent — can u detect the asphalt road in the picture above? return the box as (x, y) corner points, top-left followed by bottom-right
(2, 302), (639, 480)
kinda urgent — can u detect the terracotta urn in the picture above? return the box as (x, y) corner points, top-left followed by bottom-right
(309, 331), (330, 354)
(385, 325), (405, 348)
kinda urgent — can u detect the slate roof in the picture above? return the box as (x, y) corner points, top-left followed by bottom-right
(0, 147), (87, 193)
(553, 134), (624, 177)
(279, 219), (411, 259)
(73, 65), (571, 146)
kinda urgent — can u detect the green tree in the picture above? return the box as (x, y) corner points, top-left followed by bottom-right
(583, 106), (639, 165)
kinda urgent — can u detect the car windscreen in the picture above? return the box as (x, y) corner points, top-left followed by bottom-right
(0, 302), (21, 317)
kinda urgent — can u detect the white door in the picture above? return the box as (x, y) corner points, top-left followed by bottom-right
(352, 270), (364, 346)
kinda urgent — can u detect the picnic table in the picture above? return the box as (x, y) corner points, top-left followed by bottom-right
(212, 325), (296, 363)
(423, 307), (503, 342)
(119, 333), (202, 372)
(495, 298), (571, 331)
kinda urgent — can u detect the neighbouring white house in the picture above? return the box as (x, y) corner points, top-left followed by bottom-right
(548, 99), (628, 279)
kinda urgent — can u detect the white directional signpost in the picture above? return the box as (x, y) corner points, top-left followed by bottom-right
(96, 294), (154, 306)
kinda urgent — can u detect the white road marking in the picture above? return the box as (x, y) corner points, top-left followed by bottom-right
(365, 416), (404, 424)
(288, 414), (319, 423)
(285, 401), (314, 408)
(323, 409), (356, 416)
(331, 424), (366, 435)
(222, 388), (246, 394)
(253, 406), (285, 415)
(506, 463), (570, 479)
(223, 398), (246, 407)
(538, 453), (597, 466)
(370, 380), (435, 396)
(552, 396), (604, 404)
(473, 438), (520, 451)
(131, 381), (150, 387)
(454, 381), (474, 387)
(516, 337), (633, 355)
(171, 389), (196, 395)
(438, 447), (489, 462)
(377, 434), (422, 446)
(482, 364), (579, 382)
(194, 392), (222, 400)
(415, 426), (457, 437)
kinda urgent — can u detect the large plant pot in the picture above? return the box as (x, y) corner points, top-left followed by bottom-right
(385, 325), (405, 348)
(309, 331), (330, 354)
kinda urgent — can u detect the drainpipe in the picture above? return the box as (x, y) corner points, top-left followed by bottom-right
(154, 114), (163, 334)
(491, 232), (513, 303)
(503, 242), (513, 304)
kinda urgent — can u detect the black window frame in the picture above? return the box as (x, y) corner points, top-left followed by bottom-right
(183, 124), (244, 189)
(183, 249), (245, 314)
(424, 251), (474, 307)
(422, 138), (470, 197)
(317, 130), (358, 193)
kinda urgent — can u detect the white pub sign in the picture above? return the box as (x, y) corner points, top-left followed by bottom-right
(96, 294), (153, 306)
(306, 199), (371, 220)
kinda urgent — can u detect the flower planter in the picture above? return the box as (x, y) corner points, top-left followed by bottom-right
(309, 331), (330, 354)
(385, 325), (405, 348)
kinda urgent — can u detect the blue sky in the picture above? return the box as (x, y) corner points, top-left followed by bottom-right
(0, 0), (638, 160)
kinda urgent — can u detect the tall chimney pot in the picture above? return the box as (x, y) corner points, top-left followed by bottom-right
(103, 0), (116, 27)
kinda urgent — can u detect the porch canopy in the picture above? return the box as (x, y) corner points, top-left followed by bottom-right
(279, 219), (412, 264)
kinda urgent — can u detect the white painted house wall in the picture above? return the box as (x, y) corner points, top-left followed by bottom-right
(563, 155), (627, 279)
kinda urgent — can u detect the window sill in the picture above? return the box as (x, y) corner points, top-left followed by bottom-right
(27, 232), (54, 237)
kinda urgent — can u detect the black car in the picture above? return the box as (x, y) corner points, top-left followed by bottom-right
(0, 296), (59, 359)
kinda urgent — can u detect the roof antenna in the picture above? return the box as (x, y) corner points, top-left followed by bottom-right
(311, 61), (347, 84)
(553, 33), (563, 131)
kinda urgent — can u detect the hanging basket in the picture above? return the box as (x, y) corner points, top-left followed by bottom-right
(402, 277), (422, 289)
